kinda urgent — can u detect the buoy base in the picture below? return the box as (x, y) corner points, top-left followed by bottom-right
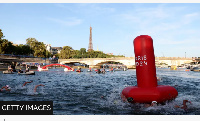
(122, 85), (178, 103)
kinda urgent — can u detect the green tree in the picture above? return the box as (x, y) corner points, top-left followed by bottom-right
(96, 51), (106, 58)
(0, 29), (4, 40)
(0, 39), (14, 54)
(26, 38), (37, 49)
(0, 29), (15, 54)
(14, 44), (32, 55)
(46, 50), (52, 58)
(80, 48), (86, 58)
(72, 50), (81, 58)
(34, 42), (46, 57)
(26, 38), (48, 57)
(54, 53), (59, 58)
(86, 50), (98, 58)
(59, 46), (74, 59)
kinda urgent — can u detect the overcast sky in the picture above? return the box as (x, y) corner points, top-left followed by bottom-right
(0, 3), (200, 57)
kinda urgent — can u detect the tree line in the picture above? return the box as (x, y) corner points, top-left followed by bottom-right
(0, 29), (124, 59)
(0, 29), (51, 58)
(59, 46), (124, 59)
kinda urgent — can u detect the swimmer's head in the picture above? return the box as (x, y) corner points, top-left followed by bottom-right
(6, 85), (11, 89)
(127, 97), (134, 103)
(152, 101), (157, 103)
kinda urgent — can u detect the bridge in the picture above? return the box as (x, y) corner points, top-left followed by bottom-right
(59, 57), (193, 68)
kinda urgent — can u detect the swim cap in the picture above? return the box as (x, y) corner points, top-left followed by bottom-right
(6, 85), (9, 87)
(152, 101), (157, 103)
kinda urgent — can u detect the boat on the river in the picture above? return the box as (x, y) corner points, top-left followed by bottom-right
(18, 71), (35, 75)
(190, 66), (200, 72)
(3, 70), (15, 74)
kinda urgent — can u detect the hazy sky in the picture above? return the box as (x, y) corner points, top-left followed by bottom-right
(0, 3), (200, 57)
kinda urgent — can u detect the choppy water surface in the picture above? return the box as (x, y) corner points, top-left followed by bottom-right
(0, 68), (200, 115)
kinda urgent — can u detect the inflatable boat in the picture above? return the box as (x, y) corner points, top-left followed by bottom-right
(18, 71), (35, 75)
(3, 70), (14, 74)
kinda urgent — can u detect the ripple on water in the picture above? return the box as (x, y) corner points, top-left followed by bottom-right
(0, 68), (200, 114)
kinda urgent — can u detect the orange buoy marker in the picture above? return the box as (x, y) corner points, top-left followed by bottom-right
(122, 35), (178, 104)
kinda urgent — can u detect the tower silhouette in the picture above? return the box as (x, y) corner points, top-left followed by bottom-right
(88, 26), (93, 52)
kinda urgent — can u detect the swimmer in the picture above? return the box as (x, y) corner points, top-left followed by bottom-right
(96, 69), (101, 74)
(174, 100), (192, 111)
(18, 69), (23, 73)
(8, 65), (13, 72)
(156, 76), (161, 81)
(151, 101), (158, 106)
(110, 67), (114, 72)
(144, 101), (158, 108)
(101, 68), (106, 73)
(34, 84), (45, 92)
(76, 67), (82, 72)
(22, 80), (33, 87)
(25, 66), (30, 72)
(122, 96), (158, 108)
(0, 85), (11, 92)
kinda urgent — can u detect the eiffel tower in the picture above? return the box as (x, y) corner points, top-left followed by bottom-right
(88, 26), (93, 52)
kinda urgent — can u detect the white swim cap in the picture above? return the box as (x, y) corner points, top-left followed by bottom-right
(6, 85), (9, 87)
(152, 101), (157, 103)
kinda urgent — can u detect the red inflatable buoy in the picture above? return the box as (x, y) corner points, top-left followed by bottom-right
(121, 35), (178, 104)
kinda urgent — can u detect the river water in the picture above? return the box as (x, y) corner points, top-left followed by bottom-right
(0, 68), (200, 115)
